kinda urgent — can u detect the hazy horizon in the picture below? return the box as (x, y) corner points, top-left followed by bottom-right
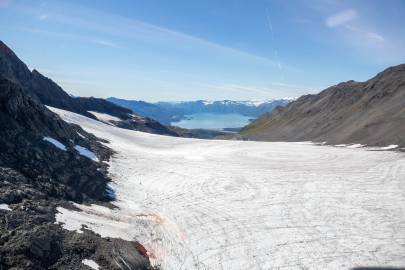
(106, 96), (297, 103)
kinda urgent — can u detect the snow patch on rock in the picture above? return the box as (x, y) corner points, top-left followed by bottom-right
(335, 144), (349, 147)
(43, 136), (67, 151)
(82, 259), (99, 270)
(346, 143), (366, 148)
(88, 111), (121, 124)
(55, 206), (84, 233)
(74, 145), (99, 161)
(377, 144), (398, 150)
(0, 203), (12, 211)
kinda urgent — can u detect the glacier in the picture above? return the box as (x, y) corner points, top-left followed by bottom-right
(50, 107), (405, 270)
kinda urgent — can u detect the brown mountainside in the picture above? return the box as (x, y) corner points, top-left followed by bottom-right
(240, 64), (405, 148)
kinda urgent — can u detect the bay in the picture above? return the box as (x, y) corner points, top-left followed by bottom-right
(171, 113), (253, 130)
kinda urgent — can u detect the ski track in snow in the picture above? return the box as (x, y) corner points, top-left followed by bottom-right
(50, 107), (405, 270)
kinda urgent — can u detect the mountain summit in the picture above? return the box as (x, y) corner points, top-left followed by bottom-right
(240, 64), (405, 148)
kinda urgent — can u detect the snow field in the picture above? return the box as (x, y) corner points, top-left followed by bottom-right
(51, 107), (405, 270)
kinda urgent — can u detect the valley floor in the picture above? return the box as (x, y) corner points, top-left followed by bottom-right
(51, 107), (405, 270)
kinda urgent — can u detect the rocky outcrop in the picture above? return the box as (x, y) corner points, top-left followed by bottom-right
(0, 168), (153, 270)
(0, 77), (110, 201)
(0, 77), (155, 269)
(240, 64), (405, 148)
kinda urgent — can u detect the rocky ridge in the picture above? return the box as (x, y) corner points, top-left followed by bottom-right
(0, 40), (177, 136)
(240, 64), (405, 148)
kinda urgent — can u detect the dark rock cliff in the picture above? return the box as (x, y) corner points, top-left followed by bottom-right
(0, 76), (110, 201)
(0, 77), (155, 269)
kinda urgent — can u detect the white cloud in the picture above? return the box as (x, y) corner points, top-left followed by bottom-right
(265, 8), (273, 34)
(16, 2), (278, 67)
(89, 38), (117, 48)
(367, 32), (384, 42)
(39, 14), (48, 21)
(27, 28), (118, 48)
(326, 9), (357, 28)
(210, 82), (307, 97)
(213, 84), (274, 95)
(344, 25), (385, 43)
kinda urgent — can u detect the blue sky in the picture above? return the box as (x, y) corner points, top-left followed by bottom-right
(1, 0), (404, 101)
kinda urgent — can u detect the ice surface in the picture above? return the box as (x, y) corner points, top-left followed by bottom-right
(0, 203), (11, 211)
(74, 145), (99, 162)
(50, 107), (405, 270)
(43, 136), (66, 151)
(82, 259), (99, 270)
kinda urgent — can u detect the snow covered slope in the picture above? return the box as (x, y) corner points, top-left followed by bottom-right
(50, 107), (405, 270)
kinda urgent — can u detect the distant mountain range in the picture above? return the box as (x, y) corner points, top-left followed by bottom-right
(240, 64), (405, 148)
(107, 97), (293, 124)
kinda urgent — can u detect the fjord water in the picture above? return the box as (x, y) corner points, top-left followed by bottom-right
(171, 113), (252, 130)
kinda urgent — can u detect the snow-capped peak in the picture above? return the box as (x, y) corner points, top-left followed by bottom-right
(198, 98), (294, 107)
